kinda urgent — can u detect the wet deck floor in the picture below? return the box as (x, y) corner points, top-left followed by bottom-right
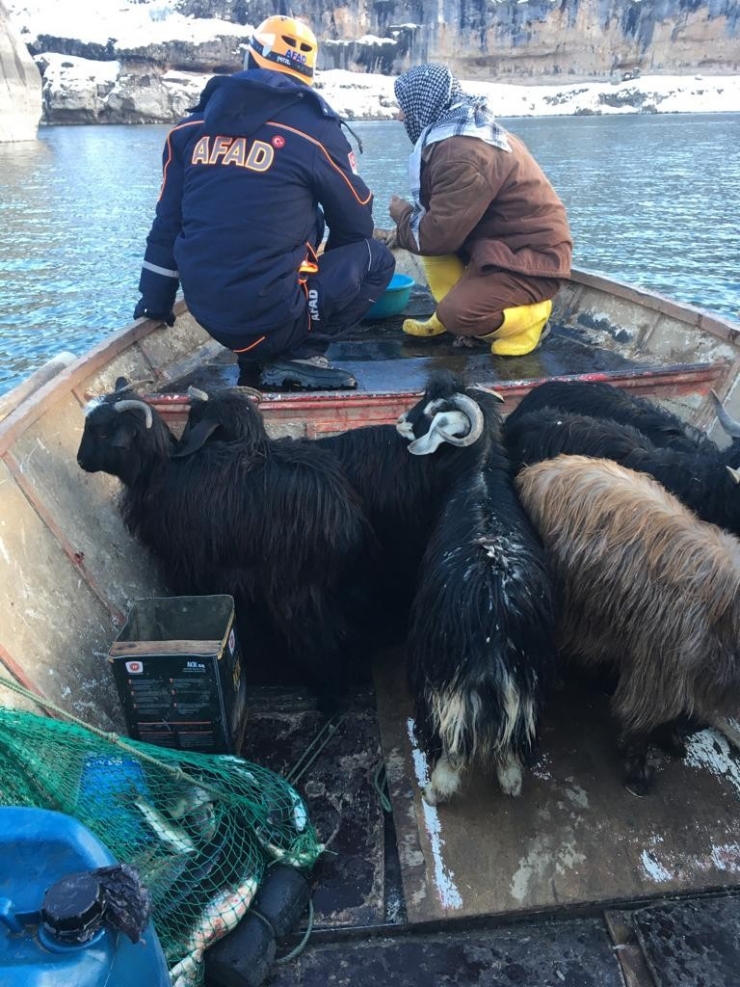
(171, 287), (720, 406)
(237, 658), (740, 987)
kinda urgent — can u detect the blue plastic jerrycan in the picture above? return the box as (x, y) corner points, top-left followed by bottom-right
(0, 806), (170, 987)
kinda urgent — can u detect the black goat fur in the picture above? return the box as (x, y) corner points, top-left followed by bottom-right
(504, 379), (715, 453)
(402, 372), (557, 802)
(504, 407), (740, 536)
(179, 375), (511, 643)
(77, 382), (382, 703)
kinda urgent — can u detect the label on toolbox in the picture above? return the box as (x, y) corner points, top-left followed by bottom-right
(113, 654), (228, 752)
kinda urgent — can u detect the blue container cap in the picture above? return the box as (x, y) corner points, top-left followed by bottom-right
(0, 807), (170, 987)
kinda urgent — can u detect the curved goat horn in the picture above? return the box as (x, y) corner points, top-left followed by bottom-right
(710, 390), (740, 439)
(472, 384), (505, 403)
(113, 399), (153, 430)
(446, 392), (485, 446)
(235, 385), (262, 401)
(188, 385), (209, 402)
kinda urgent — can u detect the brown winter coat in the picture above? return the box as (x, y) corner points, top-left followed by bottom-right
(395, 133), (572, 281)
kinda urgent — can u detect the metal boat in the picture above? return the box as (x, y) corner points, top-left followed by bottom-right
(1, 256), (739, 985)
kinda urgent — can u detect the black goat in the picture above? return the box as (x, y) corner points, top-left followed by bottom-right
(179, 377), (502, 641)
(399, 373), (557, 804)
(317, 415), (486, 636)
(504, 400), (740, 536)
(506, 409), (658, 471)
(77, 380), (381, 703)
(504, 379), (714, 453)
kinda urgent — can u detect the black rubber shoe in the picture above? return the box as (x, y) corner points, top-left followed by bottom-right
(259, 356), (357, 391)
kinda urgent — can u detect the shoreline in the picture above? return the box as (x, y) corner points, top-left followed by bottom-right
(316, 70), (740, 120)
(35, 53), (740, 126)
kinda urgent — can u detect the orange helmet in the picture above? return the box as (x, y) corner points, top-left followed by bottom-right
(246, 15), (318, 85)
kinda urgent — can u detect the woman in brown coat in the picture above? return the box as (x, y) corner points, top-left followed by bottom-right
(389, 63), (572, 356)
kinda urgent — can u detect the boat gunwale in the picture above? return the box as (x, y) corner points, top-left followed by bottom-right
(1, 269), (739, 455)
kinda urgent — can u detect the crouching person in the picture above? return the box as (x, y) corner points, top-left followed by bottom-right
(389, 63), (572, 357)
(134, 16), (395, 391)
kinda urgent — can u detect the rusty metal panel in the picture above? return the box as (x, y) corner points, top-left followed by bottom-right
(9, 393), (166, 620)
(569, 291), (657, 349)
(646, 313), (740, 371)
(0, 455), (126, 730)
(74, 343), (158, 404)
(135, 308), (213, 372)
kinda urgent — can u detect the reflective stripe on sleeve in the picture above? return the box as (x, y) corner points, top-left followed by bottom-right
(143, 260), (179, 278)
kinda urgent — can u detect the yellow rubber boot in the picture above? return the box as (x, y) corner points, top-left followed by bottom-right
(402, 311), (447, 337)
(402, 254), (464, 338)
(422, 254), (466, 303)
(482, 300), (553, 356)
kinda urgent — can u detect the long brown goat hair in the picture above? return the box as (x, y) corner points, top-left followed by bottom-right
(516, 455), (740, 789)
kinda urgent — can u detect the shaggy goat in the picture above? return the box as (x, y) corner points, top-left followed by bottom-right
(181, 373), (503, 642)
(504, 379), (714, 453)
(398, 373), (557, 804)
(317, 385), (493, 636)
(77, 379), (380, 703)
(178, 378), (492, 643)
(516, 454), (740, 794)
(504, 397), (740, 536)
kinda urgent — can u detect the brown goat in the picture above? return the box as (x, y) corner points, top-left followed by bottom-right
(515, 454), (740, 794)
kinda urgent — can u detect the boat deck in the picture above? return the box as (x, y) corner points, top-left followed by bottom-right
(172, 285), (725, 392)
(241, 662), (740, 987)
(155, 279), (732, 442)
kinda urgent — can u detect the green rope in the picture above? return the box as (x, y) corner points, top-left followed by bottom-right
(274, 897), (315, 965)
(373, 760), (392, 813)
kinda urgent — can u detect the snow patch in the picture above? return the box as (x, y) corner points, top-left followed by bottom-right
(684, 728), (740, 799)
(406, 718), (463, 910)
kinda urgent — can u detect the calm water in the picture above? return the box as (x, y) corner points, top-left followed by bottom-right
(0, 113), (738, 397)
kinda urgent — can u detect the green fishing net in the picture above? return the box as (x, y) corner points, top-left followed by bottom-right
(0, 705), (323, 986)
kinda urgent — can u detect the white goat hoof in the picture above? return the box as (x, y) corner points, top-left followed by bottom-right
(424, 755), (462, 805)
(423, 783), (441, 806)
(496, 757), (523, 797)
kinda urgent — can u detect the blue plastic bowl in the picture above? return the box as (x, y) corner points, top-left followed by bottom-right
(365, 273), (415, 320)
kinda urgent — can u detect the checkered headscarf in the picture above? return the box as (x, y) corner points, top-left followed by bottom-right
(394, 64), (511, 247)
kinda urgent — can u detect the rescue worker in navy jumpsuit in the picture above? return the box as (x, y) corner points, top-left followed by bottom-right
(133, 16), (395, 390)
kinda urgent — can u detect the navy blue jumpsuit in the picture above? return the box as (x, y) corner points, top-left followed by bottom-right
(136, 69), (394, 365)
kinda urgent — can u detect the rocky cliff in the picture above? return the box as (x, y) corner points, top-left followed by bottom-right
(0, 0), (41, 141)
(7, 0), (740, 126)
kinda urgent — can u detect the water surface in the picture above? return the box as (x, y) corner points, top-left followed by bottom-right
(0, 113), (738, 397)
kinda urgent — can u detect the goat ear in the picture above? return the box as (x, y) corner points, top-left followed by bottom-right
(406, 410), (471, 456)
(173, 420), (220, 457)
(114, 376), (130, 393)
